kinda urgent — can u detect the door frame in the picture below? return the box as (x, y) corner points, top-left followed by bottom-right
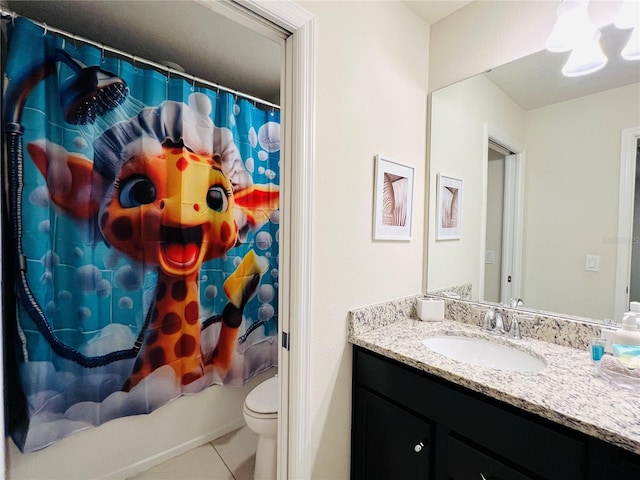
(0, 1), (315, 477)
(614, 126), (640, 322)
(241, 2), (315, 478)
(481, 125), (525, 304)
(197, 2), (315, 478)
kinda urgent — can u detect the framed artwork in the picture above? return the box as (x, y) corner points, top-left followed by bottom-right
(436, 174), (463, 240)
(373, 155), (414, 241)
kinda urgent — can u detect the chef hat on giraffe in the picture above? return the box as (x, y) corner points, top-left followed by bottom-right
(93, 92), (252, 191)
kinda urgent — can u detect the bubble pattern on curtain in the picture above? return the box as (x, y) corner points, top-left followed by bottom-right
(2, 17), (280, 452)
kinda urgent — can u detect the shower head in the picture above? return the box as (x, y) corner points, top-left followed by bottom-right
(3, 49), (129, 127)
(60, 66), (129, 125)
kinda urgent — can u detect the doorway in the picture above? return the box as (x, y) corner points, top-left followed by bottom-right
(481, 125), (525, 306)
(630, 139), (640, 302)
(615, 127), (640, 322)
(0, 2), (315, 478)
(485, 144), (507, 303)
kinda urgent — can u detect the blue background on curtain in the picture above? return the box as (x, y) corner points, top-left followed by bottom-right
(3, 17), (279, 452)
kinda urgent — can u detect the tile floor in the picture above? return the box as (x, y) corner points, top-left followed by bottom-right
(127, 425), (257, 480)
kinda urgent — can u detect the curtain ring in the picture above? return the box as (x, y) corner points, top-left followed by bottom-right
(72, 35), (78, 51)
(166, 67), (172, 83)
(42, 22), (47, 36)
(101, 45), (106, 63)
(191, 75), (196, 92)
(132, 55), (138, 73)
(11, 11), (16, 25)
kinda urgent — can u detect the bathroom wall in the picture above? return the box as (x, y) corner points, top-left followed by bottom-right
(299, 2), (429, 478)
(523, 83), (640, 320)
(427, 74), (525, 298)
(308, 1), (627, 477)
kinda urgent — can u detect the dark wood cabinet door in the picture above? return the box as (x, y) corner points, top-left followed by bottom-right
(352, 386), (432, 480)
(447, 435), (534, 480)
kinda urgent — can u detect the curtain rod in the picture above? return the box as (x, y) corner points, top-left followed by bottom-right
(0, 7), (281, 111)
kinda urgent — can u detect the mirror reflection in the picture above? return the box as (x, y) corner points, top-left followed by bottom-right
(427, 24), (640, 323)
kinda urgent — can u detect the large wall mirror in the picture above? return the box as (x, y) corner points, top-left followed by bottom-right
(427, 23), (640, 324)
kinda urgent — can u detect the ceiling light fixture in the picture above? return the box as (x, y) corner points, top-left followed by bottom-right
(621, 27), (640, 61)
(546, 0), (610, 77)
(613, 0), (639, 29)
(546, 0), (598, 52)
(561, 31), (608, 76)
(614, 0), (640, 61)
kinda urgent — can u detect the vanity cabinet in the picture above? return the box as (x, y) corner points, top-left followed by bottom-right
(351, 346), (640, 480)
(352, 388), (432, 479)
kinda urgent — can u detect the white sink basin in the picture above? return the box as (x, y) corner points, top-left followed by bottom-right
(421, 335), (545, 372)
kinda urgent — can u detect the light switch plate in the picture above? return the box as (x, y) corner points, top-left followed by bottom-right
(585, 254), (600, 272)
(485, 250), (496, 264)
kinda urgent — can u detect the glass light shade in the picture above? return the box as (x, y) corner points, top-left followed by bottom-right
(546, 0), (598, 52)
(614, 0), (640, 30)
(562, 32), (608, 77)
(621, 27), (640, 61)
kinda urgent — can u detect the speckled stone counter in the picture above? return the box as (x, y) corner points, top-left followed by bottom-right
(348, 296), (640, 456)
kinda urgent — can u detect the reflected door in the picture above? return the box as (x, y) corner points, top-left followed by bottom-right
(485, 148), (505, 303)
(485, 141), (520, 305)
(630, 140), (640, 302)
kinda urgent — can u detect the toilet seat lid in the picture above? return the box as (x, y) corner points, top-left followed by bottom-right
(246, 376), (278, 414)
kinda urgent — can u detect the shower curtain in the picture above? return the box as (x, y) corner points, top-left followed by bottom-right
(2, 17), (280, 452)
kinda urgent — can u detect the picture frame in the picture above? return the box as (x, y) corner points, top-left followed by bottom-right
(436, 174), (463, 240)
(373, 155), (415, 241)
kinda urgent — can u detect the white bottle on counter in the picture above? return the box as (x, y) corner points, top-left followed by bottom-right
(612, 314), (640, 347)
(627, 301), (640, 326)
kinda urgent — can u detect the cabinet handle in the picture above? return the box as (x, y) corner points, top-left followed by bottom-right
(414, 441), (425, 453)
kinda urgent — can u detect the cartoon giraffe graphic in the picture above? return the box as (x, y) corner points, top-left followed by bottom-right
(26, 94), (279, 391)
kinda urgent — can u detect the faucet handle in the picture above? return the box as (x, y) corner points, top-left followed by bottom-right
(510, 312), (534, 339)
(510, 318), (521, 339)
(481, 308), (495, 331)
(494, 311), (506, 334)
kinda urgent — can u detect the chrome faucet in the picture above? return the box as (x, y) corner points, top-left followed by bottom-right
(480, 307), (521, 339)
(509, 298), (525, 308)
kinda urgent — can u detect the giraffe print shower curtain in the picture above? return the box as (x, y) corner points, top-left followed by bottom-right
(2, 17), (280, 452)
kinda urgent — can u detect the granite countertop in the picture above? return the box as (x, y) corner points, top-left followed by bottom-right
(349, 316), (640, 455)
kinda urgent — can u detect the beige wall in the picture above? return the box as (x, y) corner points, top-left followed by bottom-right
(523, 83), (640, 319)
(300, 2), (429, 477)
(428, 74), (525, 299)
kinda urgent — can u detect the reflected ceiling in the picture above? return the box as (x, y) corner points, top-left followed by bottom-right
(486, 24), (640, 110)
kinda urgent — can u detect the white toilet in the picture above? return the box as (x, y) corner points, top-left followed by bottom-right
(243, 375), (278, 480)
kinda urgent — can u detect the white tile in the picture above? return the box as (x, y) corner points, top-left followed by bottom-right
(127, 444), (233, 480)
(212, 426), (258, 480)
